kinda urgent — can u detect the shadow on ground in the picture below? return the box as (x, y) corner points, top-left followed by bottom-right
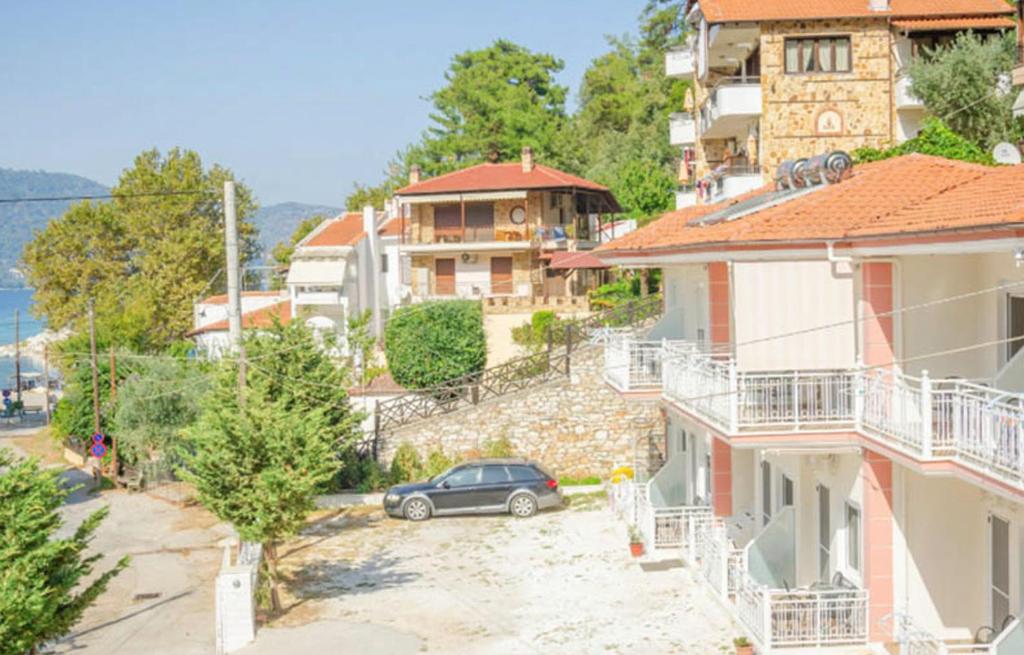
(284, 552), (420, 601)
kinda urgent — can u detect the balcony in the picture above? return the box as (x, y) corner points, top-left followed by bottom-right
(603, 335), (694, 393)
(700, 77), (761, 140)
(669, 112), (696, 146)
(703, 165), (764, 204)
(401, 225), (533, 253)
(410, 279), (527, 300)
(895, 75), (924, 111)
(651, 345), (1024, 493)
(888, 612), (1024, 654)
(665, 47), (695, 78)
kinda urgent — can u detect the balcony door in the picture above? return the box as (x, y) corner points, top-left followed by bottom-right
(435, 258), (455, 296)
(490, 257), (513, 295)
(466, 203), (494, 242)
(434, 205), (461, 243)
(991, 514), (1011, 631)
(818, 484), (832, 581)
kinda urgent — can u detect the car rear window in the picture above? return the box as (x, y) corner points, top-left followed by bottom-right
(481, 465), (511, 484)
(507, 465), (540, 482)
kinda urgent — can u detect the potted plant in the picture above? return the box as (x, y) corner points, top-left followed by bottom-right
(628, 526), (644, 557)
(733, 636), (754, 655)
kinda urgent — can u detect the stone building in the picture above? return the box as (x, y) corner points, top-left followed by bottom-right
(666, 0), (1016, 208)
(392, 148), (625, 308)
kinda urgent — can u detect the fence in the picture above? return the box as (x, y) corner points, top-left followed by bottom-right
(375, 295), (663, 436)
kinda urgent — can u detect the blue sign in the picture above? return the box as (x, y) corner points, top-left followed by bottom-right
(90, 443), (107, 458)
(92, 433), (105, 444)
(2, 398), (9, 408)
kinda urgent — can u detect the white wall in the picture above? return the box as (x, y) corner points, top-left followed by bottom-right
(654, 265), (709, 343)
(734, 260), (856, 371)
(455, 257), (491, 293)
(381, 236), (403, 308)
(666, 408), (713, 506)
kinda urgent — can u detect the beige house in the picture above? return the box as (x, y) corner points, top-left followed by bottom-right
(667, 0), (1016, 208)
(393, 148), (622, 306)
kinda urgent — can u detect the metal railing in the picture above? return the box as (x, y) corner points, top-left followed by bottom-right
(603, 336), (693, 393)
(738, 370), (857, 429)
(375, 296), (663, 435)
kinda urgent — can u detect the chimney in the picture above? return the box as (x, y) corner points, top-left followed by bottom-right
(521, 146), (534, 173)
(868, 0), (889, 11)
(409, 165), (421, 185)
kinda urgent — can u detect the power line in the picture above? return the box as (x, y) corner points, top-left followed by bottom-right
(0, 189), (210, 205)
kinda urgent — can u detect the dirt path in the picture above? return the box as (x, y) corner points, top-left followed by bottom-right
(274, 496), (738, 654)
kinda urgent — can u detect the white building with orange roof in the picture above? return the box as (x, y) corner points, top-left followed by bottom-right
(598, 152), (1024, 653)
(667, 0), (1017, 208)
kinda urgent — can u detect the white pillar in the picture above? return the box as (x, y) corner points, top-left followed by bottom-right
(363, 205), (383, 339)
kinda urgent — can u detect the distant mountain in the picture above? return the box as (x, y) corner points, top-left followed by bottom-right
(251, 201), (341, 259)
(0, 168), (110, 288)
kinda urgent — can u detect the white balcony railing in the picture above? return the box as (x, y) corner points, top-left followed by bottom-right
(669, 112), (696, 146)
(886, 612), (1024, 654)
(895, 75), (924, 110)
(705, 166), (765, 204)
(700, 77), (761, 139)
(665, 47), (695, 78)
(611, 342), (1024, 494)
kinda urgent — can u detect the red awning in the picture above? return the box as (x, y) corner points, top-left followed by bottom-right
(547, 251), (610, 270)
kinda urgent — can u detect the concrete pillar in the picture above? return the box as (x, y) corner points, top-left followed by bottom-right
(712, 436), (733, 517)
(862, 448), (895, 642)
(861, 262), (895, 367)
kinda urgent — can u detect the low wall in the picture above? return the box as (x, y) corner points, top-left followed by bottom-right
(378, 346), (663, 478)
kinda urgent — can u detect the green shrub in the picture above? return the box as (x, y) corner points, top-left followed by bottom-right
(511, 310), (567, 352)
(482, 436), (515, 458)
(389, 442), (423, 483)
(423, 449), (456, 479)
(559, 475), (602, 486)
(853, 118), (994, 165)
(384, 300), (486, 389)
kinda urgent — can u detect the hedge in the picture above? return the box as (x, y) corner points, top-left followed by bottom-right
(384, 300), (487, 389)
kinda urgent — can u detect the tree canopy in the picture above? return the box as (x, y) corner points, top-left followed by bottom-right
(0, 450), (128, 653)
(385, 301), (487, 389)
(22, 148), (258, 346)
(853, 118), (994, 165)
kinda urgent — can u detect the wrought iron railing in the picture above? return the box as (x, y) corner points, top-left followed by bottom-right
(374, 295), (663, 436)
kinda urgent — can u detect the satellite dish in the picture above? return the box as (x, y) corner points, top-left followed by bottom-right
(993, 142), (1022, 165)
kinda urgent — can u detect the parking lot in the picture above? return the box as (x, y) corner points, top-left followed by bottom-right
(272, 492), (739, 654)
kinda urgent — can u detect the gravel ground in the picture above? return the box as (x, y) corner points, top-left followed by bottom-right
(273, 493), (739, 654)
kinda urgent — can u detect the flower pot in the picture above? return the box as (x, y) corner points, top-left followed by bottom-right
(629, 542), (644, 557)
(734, 645), (754, 655)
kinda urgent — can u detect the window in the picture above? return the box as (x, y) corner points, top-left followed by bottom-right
(761, 461), (772, 526)
(845, 503), (861, 573)
(381, 253), (389, 273)
(507, 465), (539, 482)
(781, 475), (794, 507)
(1007, 295), (1024, 361)
(442, 466), (480, 488)
(481, 465), (511, 484)
(784, 37), (852, 74)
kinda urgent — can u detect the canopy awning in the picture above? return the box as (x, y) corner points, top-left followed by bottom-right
(892, 16), (1015, 32)
(547, 251), (611, 270)
(286, 259), (347, 286)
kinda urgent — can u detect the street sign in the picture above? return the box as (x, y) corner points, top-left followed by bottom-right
(90, 443), (107, 458)
(92, 433), (104, 444)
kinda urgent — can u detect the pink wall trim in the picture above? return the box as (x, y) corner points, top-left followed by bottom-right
(708, 262), (731, 349)
(862, 262), (894, 367)
(712, 437), (733, 517)
(862, 449), (894, 642)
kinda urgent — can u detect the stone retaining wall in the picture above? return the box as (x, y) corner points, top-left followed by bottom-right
(378, 346), (663, 478)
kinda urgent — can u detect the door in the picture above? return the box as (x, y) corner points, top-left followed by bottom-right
(478, 464), (514, 507)
(490, 257), (513, 295)
(465, 203), (494, 242)
(992, 514), (1011, 630)
(1008, 295), (1024, 361)
(434, 205), (461, 243)
(544, 268), (566, 297)
(435, 258), (455, 296)
(819, 485), (832, 581)
(430, 465), (482, 511)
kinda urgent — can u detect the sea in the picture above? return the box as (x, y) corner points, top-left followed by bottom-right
(0, 288), (44, 384)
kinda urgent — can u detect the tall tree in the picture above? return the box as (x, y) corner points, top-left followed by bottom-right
(180, 322), (358, 610)
(23, 148), (258, 345)
(0, 450), (128, 654)
(908, 32), (1023, 150)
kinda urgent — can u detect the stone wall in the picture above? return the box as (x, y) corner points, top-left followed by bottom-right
(378, 346), (663, 478)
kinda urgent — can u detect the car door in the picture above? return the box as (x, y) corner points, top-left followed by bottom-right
(429, 465), (482, 513)
(477, 464), (515, 508)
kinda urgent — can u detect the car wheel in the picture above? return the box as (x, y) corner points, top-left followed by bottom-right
(402, 497), (431, 521)
(509, 493), (537, 518)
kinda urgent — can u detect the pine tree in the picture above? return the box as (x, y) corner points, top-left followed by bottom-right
(0, 450), (128, 654)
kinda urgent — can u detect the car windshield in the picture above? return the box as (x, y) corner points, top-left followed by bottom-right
(429, 466), (458, 483)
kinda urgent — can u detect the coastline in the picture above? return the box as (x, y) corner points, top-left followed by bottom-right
(0, 328), (68, 359)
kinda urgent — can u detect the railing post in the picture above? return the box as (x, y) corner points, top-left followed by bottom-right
(793, 371), (801, 430)
(920, 370), (933, 458)
(854, 362), (865, 431)
(728, 361), (740, 434)
(762, 588), (773, 653)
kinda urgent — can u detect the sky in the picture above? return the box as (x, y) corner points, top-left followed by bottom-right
(0, 1), (646, 207)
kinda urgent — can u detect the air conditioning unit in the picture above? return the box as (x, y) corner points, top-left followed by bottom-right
(460, 253), (478, 264)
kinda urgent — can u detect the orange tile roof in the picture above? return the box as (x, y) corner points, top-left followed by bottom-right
(597, 155), (1024, 256)
(190, 300), (292, 335)
(198, 290), (283, 305)
(690, 0), (1012, 23)
(395, 162), (611, 195)
(892, 16), (1016, 30)
(305, 212), (366, 247)
(377, 215), (402, 237)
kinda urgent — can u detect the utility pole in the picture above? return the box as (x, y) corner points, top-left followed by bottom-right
(42, 345), (50, 424)
(14, 309), (20, 402)
(224, 180), (246, 405)
(109, 346), (118, 480)
(88, 301), (100, 435)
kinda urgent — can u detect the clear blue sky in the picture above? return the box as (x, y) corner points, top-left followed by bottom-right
(0, 1), (645, 207)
